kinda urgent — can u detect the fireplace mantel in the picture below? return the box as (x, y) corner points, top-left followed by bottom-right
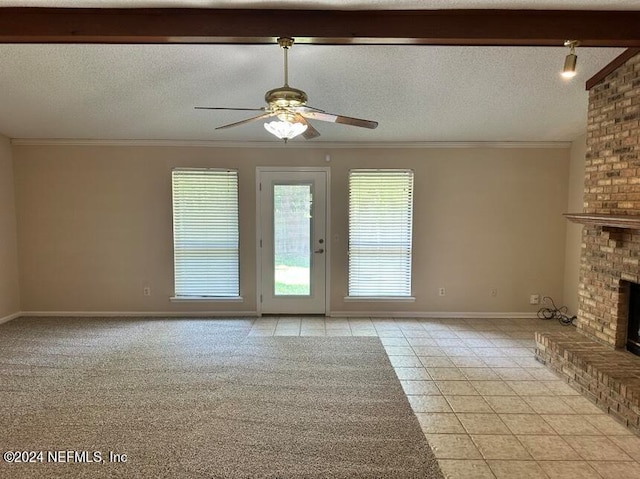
(564, 213), (640, 230)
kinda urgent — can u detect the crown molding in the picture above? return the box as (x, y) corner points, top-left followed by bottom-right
(11, 138), (572, 149)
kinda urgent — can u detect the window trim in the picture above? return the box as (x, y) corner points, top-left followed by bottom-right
(170, 296), (244, 302)
(343, 296), (416, 302)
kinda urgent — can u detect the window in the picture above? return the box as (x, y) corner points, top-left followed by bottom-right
(172, 169), (239, 298)
(348, 169), (414, 298)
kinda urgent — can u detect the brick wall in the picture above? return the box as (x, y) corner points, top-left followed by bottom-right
(579, 52), (640, 348)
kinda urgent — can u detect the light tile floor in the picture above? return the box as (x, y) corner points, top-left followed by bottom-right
(249, 316), (640, 479)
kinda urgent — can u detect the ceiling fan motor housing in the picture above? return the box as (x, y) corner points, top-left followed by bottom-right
(265, 86), (308, 109)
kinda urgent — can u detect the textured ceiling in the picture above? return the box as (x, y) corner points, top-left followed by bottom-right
(0, 43), (624, 143)
(0, 1), (634, 143)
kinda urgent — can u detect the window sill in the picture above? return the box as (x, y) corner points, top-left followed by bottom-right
(343, 296), (415, 302)
(170, 296), (244, 303)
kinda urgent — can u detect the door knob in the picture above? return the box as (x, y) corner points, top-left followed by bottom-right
(314, 248), (325, 254)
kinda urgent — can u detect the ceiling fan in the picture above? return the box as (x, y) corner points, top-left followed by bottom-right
(195, 37), (378, 142)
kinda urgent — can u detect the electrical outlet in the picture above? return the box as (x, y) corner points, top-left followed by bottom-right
(530, 294), (540, 305)
(438, 287), (446, 297)
(143, 287), (151, 297)
(491, 288), (498, 297)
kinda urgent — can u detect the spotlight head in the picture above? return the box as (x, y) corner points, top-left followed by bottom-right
(562, 53), (577, 78)
(561, 40), (579, 79)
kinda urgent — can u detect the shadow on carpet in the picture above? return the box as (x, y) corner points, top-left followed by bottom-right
(0, 317), (443, 478)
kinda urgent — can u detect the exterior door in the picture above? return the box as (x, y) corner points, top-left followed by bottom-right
(258, 168), (328, 314)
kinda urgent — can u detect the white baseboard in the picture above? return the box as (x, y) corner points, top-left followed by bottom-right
(20, 310), (258, 318)
(13, 310), (538, 320)
(328, 311), (539, 319)
(0, 311), (22, 324)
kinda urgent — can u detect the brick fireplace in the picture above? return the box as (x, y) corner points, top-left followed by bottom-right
(577, 49), (640, 347)
(536, 50), (640, 433)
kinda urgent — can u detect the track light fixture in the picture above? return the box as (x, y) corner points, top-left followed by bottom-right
(562, 40), (579, 79)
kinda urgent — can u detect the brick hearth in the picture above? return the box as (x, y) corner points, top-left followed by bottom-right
(536, 330), (640, 434)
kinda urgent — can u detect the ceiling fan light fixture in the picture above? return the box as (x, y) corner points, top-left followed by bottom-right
(264, 119), (308, 141)
(562, 40), (579, 79)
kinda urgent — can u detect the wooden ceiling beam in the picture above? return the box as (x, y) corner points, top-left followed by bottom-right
(0, 8), (639, 47)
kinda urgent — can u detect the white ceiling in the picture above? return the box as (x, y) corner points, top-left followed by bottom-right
(0, 1), (635, 143)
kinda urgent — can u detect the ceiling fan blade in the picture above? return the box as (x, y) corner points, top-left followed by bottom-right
(215, 112), (276, 130)
(300, 111), (378, 129)
(195, 107), (266, 111)
(303, 123), (321, 140)
(293, 114), (321, 140)
(290, 104), (326, 114)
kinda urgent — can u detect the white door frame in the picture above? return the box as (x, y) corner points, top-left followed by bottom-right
(256, 166), (331, 316)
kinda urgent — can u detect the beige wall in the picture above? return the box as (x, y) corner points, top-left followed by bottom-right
(0, 136), (20, 319)
(13, 144), (569, 315)
(563, 134), (587, 315)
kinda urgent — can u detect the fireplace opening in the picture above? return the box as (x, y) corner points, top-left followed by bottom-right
(627, 282), (640, 356)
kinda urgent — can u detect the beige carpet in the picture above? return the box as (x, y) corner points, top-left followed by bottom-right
(0, 317), (443, 478)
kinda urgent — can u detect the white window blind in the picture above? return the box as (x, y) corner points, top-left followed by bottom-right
(172, 169), (239, 298)
(348, 169), (414, 297)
